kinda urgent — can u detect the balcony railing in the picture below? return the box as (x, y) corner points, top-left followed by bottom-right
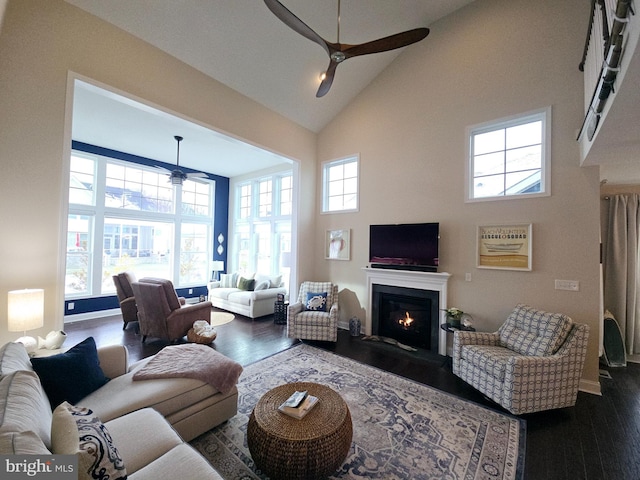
(578, 0), (634, 142)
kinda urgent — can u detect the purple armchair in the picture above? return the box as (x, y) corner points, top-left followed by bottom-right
(131, 277), (212, 343)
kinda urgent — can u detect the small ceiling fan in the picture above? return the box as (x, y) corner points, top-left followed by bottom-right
(264, 0), (430, 97)
(156, 135), (207, 186)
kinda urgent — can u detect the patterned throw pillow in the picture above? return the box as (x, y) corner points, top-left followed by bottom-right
(219, 273), (234, 288)
(305, 292), (327, 311)
(51, 402), (127, 480)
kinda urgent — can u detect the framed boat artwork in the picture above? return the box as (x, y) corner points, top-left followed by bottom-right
(477, 223), (532, 271)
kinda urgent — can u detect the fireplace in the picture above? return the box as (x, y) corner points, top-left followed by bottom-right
(363, 267), (450, 355)
(372, 284), (439, 352)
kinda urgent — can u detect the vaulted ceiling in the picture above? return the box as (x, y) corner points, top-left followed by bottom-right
(65, 0), (475, 176)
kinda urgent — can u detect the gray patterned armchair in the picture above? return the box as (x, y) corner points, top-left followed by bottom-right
(452, 304), (589, 415)
(287, 282), (339, 342)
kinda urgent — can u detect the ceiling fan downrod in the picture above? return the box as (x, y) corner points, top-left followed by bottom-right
(174, 135), (183, 168)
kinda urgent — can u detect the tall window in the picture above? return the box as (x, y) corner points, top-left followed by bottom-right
(322, 155), (359, 213)
(467, 107), (551, 201)
(280, 175), (293, 216)
(233, 173), (292, 285)
(258, 179), (272, 217)
(239, 184), (251, 219)
(65, 152), (214, 297)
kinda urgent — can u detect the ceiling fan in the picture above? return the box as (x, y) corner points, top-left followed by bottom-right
(264, 0), (430, 97)
(156, 135), (207, 186)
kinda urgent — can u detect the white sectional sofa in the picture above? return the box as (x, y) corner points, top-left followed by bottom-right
(0, 339), (239, 479)
(208, 272), (287, 319)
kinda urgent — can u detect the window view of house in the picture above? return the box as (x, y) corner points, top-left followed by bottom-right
(468, 108), (550, 201)
(65, 153), (214, 297)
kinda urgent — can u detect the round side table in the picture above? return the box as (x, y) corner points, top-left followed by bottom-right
(247, 381), (352, 480)
(440, 323), (476, 368)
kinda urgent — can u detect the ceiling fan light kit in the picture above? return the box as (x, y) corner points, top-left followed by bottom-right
(264, 0), (430, 97)
(155, 135), (208, 186)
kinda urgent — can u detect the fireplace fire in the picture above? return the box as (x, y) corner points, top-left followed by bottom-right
(398, 312), (414, 329)
(371, 284), (439, 352)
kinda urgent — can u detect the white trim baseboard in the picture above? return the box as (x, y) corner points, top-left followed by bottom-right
(64, 308), (121, 323)
(579, 378), (602, 396)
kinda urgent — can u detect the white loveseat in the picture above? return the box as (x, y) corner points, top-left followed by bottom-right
(208, 272), (287, 319)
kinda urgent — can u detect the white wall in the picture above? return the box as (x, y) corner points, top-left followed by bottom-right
(0, 0), (316, 345)
(316, 0), (602, 390)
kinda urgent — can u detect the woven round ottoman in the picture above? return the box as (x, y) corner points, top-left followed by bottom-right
(247, 382), (352, 480)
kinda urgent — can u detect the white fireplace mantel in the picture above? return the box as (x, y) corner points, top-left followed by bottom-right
(362, 267), (451, 355)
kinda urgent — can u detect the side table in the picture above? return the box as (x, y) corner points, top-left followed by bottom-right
(247, 382), (352, 480)
(440, 323), (476, 368)
(274, 300), (288, 324)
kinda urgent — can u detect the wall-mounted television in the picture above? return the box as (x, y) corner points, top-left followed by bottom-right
(369, 223), (439, 272)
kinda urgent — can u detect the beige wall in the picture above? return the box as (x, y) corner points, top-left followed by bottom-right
(0, 0), (602, 391)
(0, 0), (316, 344)
(316, 0), (602, 390)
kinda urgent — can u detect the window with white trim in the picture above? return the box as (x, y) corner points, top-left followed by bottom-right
(233, 173), (292, 284)
(65, 151), (214, 297)
(322, 155), (359, 213)
(467, 108), (550, 201)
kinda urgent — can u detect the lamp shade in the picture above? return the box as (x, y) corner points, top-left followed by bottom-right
(210, 261), (224, 272)
(8, 289), (44, 332)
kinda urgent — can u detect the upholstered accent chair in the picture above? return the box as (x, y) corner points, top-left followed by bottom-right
(452, 304), (589, 415)
(131, 277), (212, 343)
(287, 282), (339, 342)
(112, 271), (138, 330)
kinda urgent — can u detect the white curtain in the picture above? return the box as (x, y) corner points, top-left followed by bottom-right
(603, 194), (640, 354)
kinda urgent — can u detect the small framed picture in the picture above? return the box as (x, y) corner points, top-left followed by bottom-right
(325, 229), (350, 261)
(477, 223), (532, 271)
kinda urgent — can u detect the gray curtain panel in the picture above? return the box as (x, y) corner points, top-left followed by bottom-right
(603, 194), (640, 354)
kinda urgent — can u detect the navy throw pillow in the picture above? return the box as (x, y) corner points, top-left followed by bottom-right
(305, 292), (327, 311)
(31, 337), (109, 409)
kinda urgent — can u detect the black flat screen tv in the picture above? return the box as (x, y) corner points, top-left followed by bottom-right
(369, 223), (439, 272)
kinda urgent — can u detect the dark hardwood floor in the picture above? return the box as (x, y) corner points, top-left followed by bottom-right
(65, 311), (640, 480)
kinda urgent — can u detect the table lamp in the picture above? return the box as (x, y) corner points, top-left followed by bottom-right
(210, 260), (224, 281)
(8, 288), (44, 354)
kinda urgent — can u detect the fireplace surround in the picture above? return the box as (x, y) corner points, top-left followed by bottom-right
(363, 267), (450, 355)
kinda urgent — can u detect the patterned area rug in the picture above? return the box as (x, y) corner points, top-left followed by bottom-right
(191, 344), (525, 480)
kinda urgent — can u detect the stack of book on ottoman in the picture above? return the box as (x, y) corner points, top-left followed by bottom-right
(278, 390), (318, 419)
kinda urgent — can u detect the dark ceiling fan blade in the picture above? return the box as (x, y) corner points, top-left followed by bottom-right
(343, 28), (430, 59)
(264, 0), (330, 55)
(316, 60), (339, 97)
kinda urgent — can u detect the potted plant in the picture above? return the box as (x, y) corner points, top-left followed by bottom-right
(444, 307), (464, 328)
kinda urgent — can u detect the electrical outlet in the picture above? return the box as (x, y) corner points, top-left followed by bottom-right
(68, 302), (75, 310)
(188, 288), (193, 294)
(465, 273), (472, 282)
(555, 280), (580, 291)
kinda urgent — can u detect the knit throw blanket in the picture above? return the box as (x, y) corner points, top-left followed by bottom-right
(133, 344), (243, 394)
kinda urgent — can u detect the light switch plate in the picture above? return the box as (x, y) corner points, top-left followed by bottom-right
(555, 280), (579, 291)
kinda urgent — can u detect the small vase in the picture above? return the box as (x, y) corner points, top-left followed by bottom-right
(447, 316), (461, 328)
